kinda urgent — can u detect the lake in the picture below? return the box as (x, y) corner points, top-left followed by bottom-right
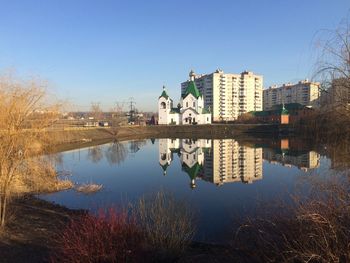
(40, 138), (329, 243)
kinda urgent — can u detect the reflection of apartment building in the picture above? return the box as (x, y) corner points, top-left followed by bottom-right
(208, 140), (263, 185)
(263, 148), (320, 171)
(181, 70), (263, 121)
(263, 80), (320, 110)
(158, 138), (263, 188)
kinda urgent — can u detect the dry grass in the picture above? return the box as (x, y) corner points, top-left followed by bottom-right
(135, 190), (196, 259)
(232, 174), (350, 262)
(51, 191), (196, 262)
(75, 183), (103, 194)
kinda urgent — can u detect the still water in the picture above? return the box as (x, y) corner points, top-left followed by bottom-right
(41, 138), (328, 243)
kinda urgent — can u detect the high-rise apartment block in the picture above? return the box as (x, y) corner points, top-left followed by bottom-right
(263, 80), (320, 110)
(181, 70), (263, 121)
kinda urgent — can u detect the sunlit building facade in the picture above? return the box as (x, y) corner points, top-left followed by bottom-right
(181, 70), (263, 121)
(263, 80), (320, 110)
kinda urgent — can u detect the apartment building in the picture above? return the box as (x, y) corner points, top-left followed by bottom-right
(263, 80), (320, 110)
(181, 70), (263, 121)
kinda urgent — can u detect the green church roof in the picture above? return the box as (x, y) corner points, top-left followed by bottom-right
(159, 86), (169, 99)
(281, 105), (289, 115)
(182, 162), (203, 180)
(182, 81), (202, 99)
(160, 163), (169, 171)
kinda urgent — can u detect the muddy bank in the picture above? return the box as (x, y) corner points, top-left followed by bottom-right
(0, 196), (84, 263)
(49, 124), (284, 153)
(0, 196), (240, 263)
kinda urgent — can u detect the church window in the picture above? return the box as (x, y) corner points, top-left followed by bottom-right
(160, 102), (166, 109)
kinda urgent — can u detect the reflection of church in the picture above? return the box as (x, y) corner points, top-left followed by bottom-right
(158, 138), (263, 189)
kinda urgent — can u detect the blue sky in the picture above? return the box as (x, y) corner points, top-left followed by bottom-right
(0, 0), (349, 111)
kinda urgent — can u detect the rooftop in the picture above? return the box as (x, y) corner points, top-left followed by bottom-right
(159, 86), (169, 99)
(182, 81), (202, 99)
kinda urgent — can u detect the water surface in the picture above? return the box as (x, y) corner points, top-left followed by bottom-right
(41, 138), (327, 243)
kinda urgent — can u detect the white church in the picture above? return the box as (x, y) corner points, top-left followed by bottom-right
(158, 81), (212, 125)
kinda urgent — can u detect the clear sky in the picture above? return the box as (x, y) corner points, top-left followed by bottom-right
(0, 0), (349, 112)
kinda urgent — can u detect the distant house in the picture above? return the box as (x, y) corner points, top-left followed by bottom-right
(158, 82), (212, 125)
(98, 121), (109, 127)
(84, 121), (99, 127)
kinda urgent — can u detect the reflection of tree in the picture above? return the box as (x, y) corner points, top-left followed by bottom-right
(129, 140), (147, 154)
(46, 153), (64, 166)
(87, 146), (103, 163)
(105, 141), (128, 165)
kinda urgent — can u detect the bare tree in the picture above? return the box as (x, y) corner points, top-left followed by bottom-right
(90, 102), (103, 121)
(109, 102), (127, 136)
(315, 17), (350, 121)
(0, 74), (70, 228)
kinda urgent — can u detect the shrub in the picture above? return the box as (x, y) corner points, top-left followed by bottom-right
(135, 190), (195, 259)
(232, 175), (350, 262)
(51, 208), (144, 263)
(52, 191), (196, 262)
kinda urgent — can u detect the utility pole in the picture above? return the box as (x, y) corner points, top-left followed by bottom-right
(128, 97), (136, 124)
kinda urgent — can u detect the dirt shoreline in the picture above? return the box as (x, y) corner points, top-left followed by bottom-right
(49, 124), (284, 153)
(0, 196), (84, 263)
(0, 196), (240, 263)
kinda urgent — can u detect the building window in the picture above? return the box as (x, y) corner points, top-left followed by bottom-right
(160, 102), (166, 109)
(193, 102), (195, 107)
(186, 102), (188, 107)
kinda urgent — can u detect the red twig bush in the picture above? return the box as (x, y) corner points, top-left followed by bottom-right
(51, 208), (144, 263)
